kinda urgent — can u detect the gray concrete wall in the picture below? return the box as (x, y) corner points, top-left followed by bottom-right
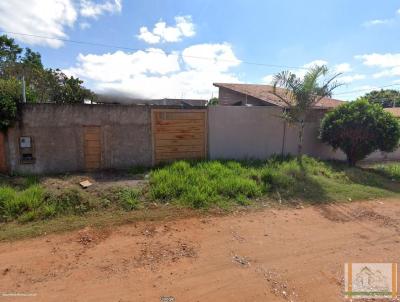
(6, 104), (152, 174)
(208, 106), (346, 161)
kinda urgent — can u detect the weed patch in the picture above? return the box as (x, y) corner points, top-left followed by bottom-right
(149, 156), (399, 207)
(150, 160), (263, 208)
(373, 163), (400, 181)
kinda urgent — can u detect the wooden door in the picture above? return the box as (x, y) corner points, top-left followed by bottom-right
(84, 126), (102, 170)
(152, 109), (207, 164)
(0, 132), (7, 173)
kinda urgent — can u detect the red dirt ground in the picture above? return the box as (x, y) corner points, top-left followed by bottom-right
(1, 199), (400, 302)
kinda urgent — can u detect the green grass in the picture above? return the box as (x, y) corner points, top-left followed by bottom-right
(149, 160), (263, 208)
(118, 188), (142, 210)
(1, 156), (400, 241)
(0, 185), (145, 224)
(149, 156), (400, 207)
(373, 163), (400, 181)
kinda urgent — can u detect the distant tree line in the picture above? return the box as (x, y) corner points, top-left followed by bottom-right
(361, 89), (400, 108)
(0, 35), (96, 131)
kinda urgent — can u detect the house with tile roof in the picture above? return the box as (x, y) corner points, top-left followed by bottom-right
(213, 83), (344, 109)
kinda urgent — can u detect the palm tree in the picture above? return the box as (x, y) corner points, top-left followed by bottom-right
(271, 65), (342, 159)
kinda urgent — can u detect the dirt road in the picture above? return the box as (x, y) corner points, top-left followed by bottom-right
(1, 199), (400, 302)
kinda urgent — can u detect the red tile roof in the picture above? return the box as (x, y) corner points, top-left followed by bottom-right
(214, 83), (345, 109)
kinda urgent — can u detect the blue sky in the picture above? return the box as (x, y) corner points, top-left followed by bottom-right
(1, 0), (400, 100)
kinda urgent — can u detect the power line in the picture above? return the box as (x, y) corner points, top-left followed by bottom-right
(1, 31), (395, 77)
(0, 31), (310, 70)
(2, 31), (400, 97)
(334, 84), (400, 96)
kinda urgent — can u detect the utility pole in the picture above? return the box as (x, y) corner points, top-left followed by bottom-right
(22, 75), (26, 103)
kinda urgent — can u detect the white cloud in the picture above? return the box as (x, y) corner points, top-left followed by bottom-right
(262, 75), (274, 84)
(397, 8), (400, 15)
(80, 0), (122, 19)
(64, 43), (241, 99)
(137, 16), (195, 44)
(261, 60), (360, 85)
(334, 85), (378, 101)
(182, 43), (241, 72)
(372, 67), (400, 78)
(260, 59), (328, 85)
(356, 53), (400, 79)
(337, 74), (366, 83)
(334, 63), (352, 73)
(0, 0), (77, 48)
(137, 27), (160, 44)
(303, 59), (328, 69)
(363, 19), (392, 27)
(79, 22), (91, 30)
(65, 49), (180, 82)
(356, 53), (400, 68)
(0, 0), (122, 48)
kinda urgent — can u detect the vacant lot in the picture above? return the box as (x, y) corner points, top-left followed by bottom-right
(1, 198), (400, 301)
(1, 157), (400, 241)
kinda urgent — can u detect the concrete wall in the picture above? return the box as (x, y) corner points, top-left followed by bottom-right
(208, 106), (400, 162)
(208, 106), (345, 161)
(6, 104), (152, 174)
(6, 104), (400, 174)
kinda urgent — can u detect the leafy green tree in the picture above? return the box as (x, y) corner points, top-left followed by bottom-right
(0, 35), (22, 77)
(0, 35), (22, 64)
(320, 99), (400, 166)
(0, 78), (34, 132)
(272, 65), (342, 158)
(0, 34), (96, 105)
(21, 48), (43, 70)
(35, 69), (96, 104)
(208, 97), (218, 105)
(362, 89), (400, 108)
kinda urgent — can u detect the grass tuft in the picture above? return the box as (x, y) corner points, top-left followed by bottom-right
(118, 188), (142, 210)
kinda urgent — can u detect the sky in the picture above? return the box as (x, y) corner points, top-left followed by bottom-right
(1, 0), (400, 100)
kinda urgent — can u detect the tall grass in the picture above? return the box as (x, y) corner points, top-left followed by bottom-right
(150, 156), (398, 207)
(374, 163), (400, 181)
(150, 161), (263, 208)
(118, 188), (142, 210)
(0, 185), (45, 222)
(1, 157), (398, 223)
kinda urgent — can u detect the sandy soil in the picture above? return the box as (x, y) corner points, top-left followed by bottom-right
(1, 199), (400, 302)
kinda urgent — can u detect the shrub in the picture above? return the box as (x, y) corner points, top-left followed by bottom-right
(0, 78), (19, 132)
(118, 188), (141, 210)
(0, 78), (35, 132)
(0, 184), (45, 221)
(320, 99), (400, 166)
(48, 188), (94, 215)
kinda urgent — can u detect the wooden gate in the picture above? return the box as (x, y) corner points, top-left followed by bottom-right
(152, 109), (207, 164)
(83, 126), (102, 170)
(0, 132), (7, 173)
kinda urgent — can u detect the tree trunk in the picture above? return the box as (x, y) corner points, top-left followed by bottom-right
(297, 120), (305, 161)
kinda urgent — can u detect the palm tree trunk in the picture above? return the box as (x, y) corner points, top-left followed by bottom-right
(297, 120), (305, 161)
